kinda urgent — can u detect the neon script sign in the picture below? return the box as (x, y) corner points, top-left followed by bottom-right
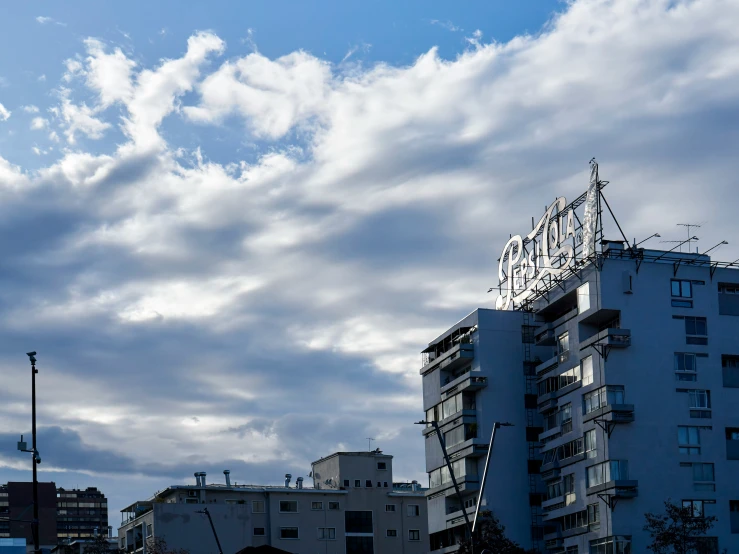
(496, 173), (599, 311)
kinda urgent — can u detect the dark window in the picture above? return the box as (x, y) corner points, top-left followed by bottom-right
(377, 462), (387, 470)
(672, 280), (693, 307)
(346, 536), (374, 554)
(685, 316), (708, 345)
(386, 529), (398, 537)
(253, 527), (265, 536)
(279, 527), (299, 539)
(345, 511), (373, 534)
(354, 480), (361, 488)
(343, 479), (350, 487)
(328, 501), (340, 510)
(279, 500), (298, 513)
(383, 482), (388, 488)
(409, 529), (420, 541)
(365, 480), (372, 488)
(407, 504), (420, 517)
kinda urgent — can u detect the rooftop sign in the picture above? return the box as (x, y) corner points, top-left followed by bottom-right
(496, 164), (601, 311)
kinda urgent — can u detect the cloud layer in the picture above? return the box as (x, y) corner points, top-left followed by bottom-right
(1, 0), (739, 517)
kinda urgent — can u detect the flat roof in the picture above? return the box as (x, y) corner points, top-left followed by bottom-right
(311, 451), (392, 465)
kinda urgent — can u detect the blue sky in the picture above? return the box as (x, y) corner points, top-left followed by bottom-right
(1, 0), (739, 524)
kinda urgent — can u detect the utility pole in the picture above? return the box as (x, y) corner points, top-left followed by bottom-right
(20, 352), (41, 554)
(196, 508), (223, 554)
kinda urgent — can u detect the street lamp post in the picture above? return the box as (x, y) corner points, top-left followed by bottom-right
(18, 352), (42, 554)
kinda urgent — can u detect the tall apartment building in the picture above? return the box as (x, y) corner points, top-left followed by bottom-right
(56, 487), (109, 540)
(118, 450), (428, 554)
(421, 175), (739, 553)
(0, 483), (109, 548)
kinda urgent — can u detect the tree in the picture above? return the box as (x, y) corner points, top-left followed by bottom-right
(82, 534), (122, 554)
(643, 500), (718, 554)
(145, 536), (190, 554)
(457, 511), (530, 554)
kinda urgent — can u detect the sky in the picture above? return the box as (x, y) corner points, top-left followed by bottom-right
(1, 0), (739, 523)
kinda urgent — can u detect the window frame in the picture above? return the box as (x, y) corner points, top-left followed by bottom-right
(253, 527), (265, 537)
(311, 501), (323, 511)
(328, 501), (340, 510)
(317, 527), (336, 541)
(385, 504), (396, 512)
(252, 500), (265, 514)
(408, 529), (421, 541)
(377, 461), (387, 471)
(386, 529), (398, 538)
(278, 500), (299, 514)
(279, 527), (299, 540)
(406, 504), (420, 517)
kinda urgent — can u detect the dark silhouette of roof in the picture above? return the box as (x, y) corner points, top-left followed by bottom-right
(235, 546), (293, 554)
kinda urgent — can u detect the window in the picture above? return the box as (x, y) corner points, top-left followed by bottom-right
(586, 460), (629, 488)
(682, 499), (715, 518)
(407, 504), (420, 517)
(383, 482), (388, 488)
(583, 385), (625, 414)
(377, 482), (381, 487)
(346, 536), (374, 552)
(386, 529), (398, 538)
(444, 423), (477, 447)
(581, 356), (594, 386)
(345, 511), (373, 534)
(428, 459), (473, 488)
(377, 462), (387, 470)
(684, 316), (708, 345)
(252, 500), (265, 513)
(561, 509), (588, 531)
(558, 332), (570, 363)
(560, 403), (573, 434)
(311, 501), (323, 510)
(409, 529), (420, 541)
(578, 283), (591, 313)
(691, 462), (715, 491)
(563, 473), (575, 506)
(723, 355), (739, 388)
(674, 353), (698, 381)
(589, 536), (631, 554)
(328, 501), (340, 510)
(542, 437), (584, 464)
(146, 525), (152, 537)
(365, 480), (373, 488)
(678, 426), (706, 454)
(559, 366), (581, 389)
(584, 429), (597, 459)
(588, 503), (600, 531)
(343, 479), (350, 487)
(385, 504), (396, 512)
(672, 280), (693, 307)
(720, 283), (739, 294)
(318, 527), (335, 540)
(728, 427), (739, 440)
(279, 500), (298, 513)
(279, 527), (299, 539)
(547, 479), (563, 500)
(354, 480), (361, 488)
(442, 394), (462, 419)
(253, 527), (265, 536)
(678, 389), (712, 418)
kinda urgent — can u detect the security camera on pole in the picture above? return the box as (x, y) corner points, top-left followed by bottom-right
(17, 351), (41, 554)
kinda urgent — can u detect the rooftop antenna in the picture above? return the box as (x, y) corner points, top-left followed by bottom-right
(677, 223), (702, 252)
(366, 438), (375, 451)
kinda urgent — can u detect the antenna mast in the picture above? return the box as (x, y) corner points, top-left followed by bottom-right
(676, 223), (701, 252)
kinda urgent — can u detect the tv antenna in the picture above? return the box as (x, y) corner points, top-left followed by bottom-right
(677, 223), (702, 252)
(366, 438), (375, 451)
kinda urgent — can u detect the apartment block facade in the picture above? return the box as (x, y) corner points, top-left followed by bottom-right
(0, 483), (109, 549)
(421, 239), (739, 552)
(118, 451), (428, 554)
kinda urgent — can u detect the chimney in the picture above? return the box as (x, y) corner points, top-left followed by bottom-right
(194, 472), (201, 486)
(411, 480), (418, 492)
(224, 470), (231, 487)
(201, 472), (207, 487)
(284, 473), (292, 488)
(296, 477), (303, 489)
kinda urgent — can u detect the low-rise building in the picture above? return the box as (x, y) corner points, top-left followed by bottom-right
(118, 450), (428, 554)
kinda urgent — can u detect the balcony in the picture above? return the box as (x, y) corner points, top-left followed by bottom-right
(421, 342), (474, 376)
(580, 328), (631, 359)
(425, 475), (480, 497)
(536, 354), (559, 376)
(441, 374), (487, 395)
(535, 323), (556, 346)
(583, 404), (635, 427)
(586, 479), (638, 499)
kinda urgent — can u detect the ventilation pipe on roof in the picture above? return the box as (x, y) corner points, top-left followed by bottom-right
(194, 472), (201, 486)
(224, 470), (231, 487)
(296, 477), (303, 489)
(284, 474), (292, 488)
(412, 480), (418, 492)
(201, 472), (206, 487)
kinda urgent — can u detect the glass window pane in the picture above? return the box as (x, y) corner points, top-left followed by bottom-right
(578, 283), (590, 313)
(682, 281), (692, 298)
(672, 281), (681, 296)
(696, 319), (707, 335)
(686, 318), (696, 335)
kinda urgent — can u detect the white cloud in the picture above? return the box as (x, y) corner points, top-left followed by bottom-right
(430, 19), (462, 32)
(22, 105), (40, 113)
(30, 117), (48, 130)
(82, 38), (136, 107)
(56, 90), (111, 143)
(36, 16), (53, 24)
(184, 50), (331, 139)
(0, 103), (9, 121)
(38, 74), (47, 82)
(49, 131), (60, 142)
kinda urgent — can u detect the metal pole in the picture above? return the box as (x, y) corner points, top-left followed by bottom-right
(30, 355), (40, 554)
(472, 423), (499, 533)
(199, 508), (223, 554)
(429, 421), (474, 554)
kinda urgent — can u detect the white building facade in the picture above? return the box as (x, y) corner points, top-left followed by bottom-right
(421, 173), (739, 553)
(118, 451), (428, 554)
